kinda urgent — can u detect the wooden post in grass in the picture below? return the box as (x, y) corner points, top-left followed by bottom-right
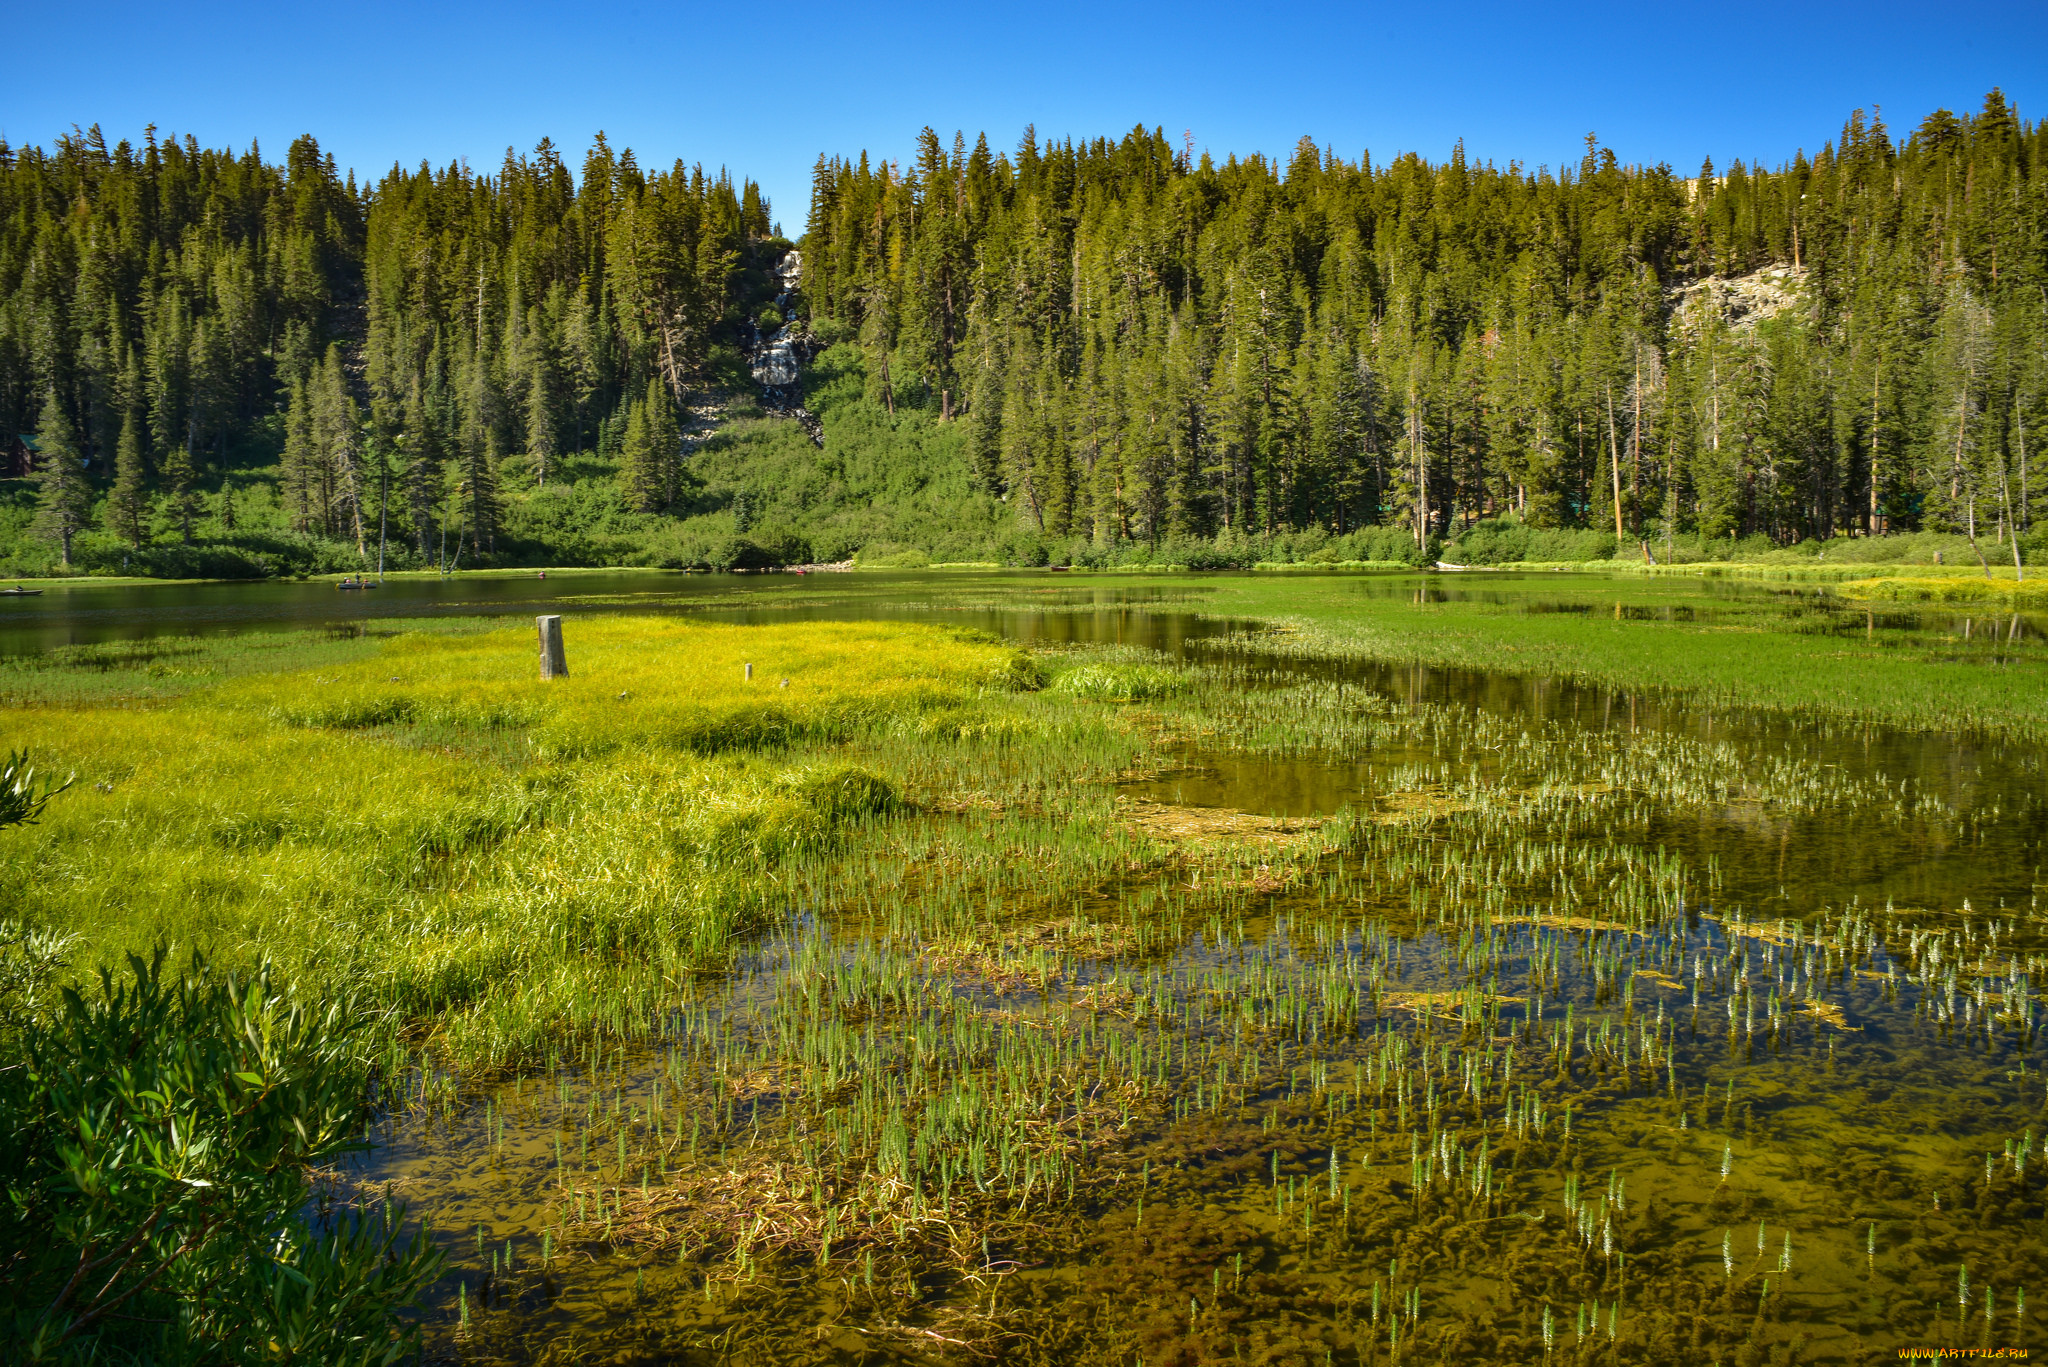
(538, 615), (568, 679)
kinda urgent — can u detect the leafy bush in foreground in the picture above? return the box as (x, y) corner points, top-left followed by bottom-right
(0, 949), (439, 1364)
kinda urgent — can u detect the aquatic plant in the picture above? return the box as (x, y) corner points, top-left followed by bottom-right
(1046, 660), (1189, 703)
(5, 579), (2043, 1363)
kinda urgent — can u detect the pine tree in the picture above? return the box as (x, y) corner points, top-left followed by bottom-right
(312, 347), (364, 556)
(0, 106), (2041, 566)
(31, 392), (93, 567)
(106, 408), (149, 547)
(645, 379), (681, 509)
(401, 380), (445, 561)
(617, 378), (686, 514)
(456, 360), (501, 557)
(614, 395), (653, 514)
(160, 443), (200, 546)
(526, 358), (557, 486)
(281, 380), (317, 532)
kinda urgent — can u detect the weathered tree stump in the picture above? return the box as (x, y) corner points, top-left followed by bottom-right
(538, 615), (568, 679)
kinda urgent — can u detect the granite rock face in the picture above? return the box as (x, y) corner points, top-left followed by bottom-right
(1669, 263), (1810, 340)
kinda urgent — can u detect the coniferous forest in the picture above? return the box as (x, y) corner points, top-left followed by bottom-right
(1, 92), (2043, 576)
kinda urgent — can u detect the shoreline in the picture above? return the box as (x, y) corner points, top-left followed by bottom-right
(1, 558), (2040, 593)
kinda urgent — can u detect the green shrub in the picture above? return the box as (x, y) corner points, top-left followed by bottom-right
(694, 764), (898, 866)
(993, 651), (1045, 692)
(808, 316), (854, 347)
(855, 544), (931, 568)
(0, 951), (439, 1363)
(1445, 516), (1618, 564)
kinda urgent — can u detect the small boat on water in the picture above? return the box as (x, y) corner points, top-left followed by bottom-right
(337, 578), (380, 591)
(0, 586), (44, 596)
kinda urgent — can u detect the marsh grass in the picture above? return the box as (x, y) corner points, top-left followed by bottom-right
(0, 616), (1046, 1067)
(1046, 660), (1190, 702)
(1181, 576), (2048, 740)
(0, 629), (401, 705)
(310, 628), (2044, 1364)
(8, 591), (2044, 1364)
(1837, 575), (2048, 608)
(404, 760), (2047, 1364)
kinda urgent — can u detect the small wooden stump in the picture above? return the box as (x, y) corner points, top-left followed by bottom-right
(538, 615), (568, 679)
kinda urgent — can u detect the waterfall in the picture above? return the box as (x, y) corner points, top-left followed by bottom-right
(749, 250), (823, 445)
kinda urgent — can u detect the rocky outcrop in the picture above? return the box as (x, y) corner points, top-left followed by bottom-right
(787, 406), (824, 445)
(1669, 264), (1810, 340)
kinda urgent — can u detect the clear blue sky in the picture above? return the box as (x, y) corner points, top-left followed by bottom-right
(7, 0), (2041, 232)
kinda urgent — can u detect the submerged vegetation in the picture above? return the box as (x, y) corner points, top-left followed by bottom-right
(0, 572), (2043, 1361)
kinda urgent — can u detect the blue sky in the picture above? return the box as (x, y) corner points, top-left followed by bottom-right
(6, 0), (2041, 231)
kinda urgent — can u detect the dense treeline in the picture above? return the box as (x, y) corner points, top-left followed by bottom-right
(807, 93), (2048, 558)
(0, 124), (775, 571)
(1, 96), (2043, 577)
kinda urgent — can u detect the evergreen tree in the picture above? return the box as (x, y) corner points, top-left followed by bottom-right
(525, 360), (557, 486)
(281, 380), (317, 532)
(0, 103), (2041, 567)
(30, 392), (92, 567)
(312, 347), (364, 556)
(160, 443), (199, 546)
(106, 407), (148, 547)
(400, 380), (444, 561)
(618, 395), (654, 512)
(644, 379), (681, 509)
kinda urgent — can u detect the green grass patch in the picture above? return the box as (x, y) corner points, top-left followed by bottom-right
(1156, 571), (2048, 740)
(0, 617), (1041, 1067)
(1835, 574), (2048, 607)
(1047, 661), (1190, 702)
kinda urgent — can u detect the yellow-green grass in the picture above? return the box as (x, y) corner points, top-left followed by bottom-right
(1153, 574), (2048, 739)
(1834, 574), (2048, 607)
(218, 616), (1028, 755)
(1376, 559), (2036, 583)
(1249, 559), (1412, 572)
(0, 617), (1031, 1065)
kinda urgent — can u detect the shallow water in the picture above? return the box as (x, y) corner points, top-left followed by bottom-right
(350, 831), (2046, 1364)
(0, 565), (2041, 656)
(17, 570), (2048, 1362)
(0, 568), (1276, 662)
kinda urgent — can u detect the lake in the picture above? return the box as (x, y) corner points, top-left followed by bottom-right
(10, 568), (2047, 1363)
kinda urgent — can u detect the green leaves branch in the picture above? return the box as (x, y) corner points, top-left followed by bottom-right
(0, 749), (71, 831)
(1, 948), (441, 1363)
